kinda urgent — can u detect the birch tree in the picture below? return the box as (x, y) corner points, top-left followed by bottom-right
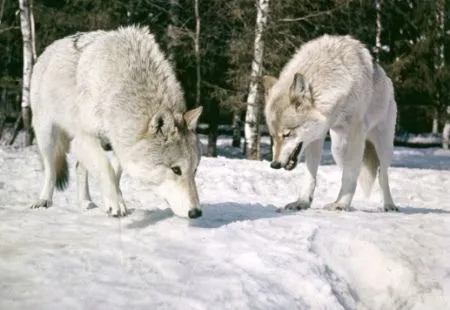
(18, 0), (35, 146)
(29, 0), (36, 60)
(433, 0), (445, 136)
(374, 0), (381, 62)
(443, 107), (450, 149)
(194, 0), (201, 108)
(244, 0), (270, 160)
(435, 0), (448, 148)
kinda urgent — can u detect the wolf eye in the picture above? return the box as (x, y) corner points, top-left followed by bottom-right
(171, 166), (182, 175)
(282, 130), (291, 138)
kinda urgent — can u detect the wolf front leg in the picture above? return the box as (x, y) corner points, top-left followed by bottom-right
(326, 125), (365, 211)
(284, 139), (324, 211)
(75, 161), (98, 210)
(108, 151), (123, 194)
(72, 134), (127, 217)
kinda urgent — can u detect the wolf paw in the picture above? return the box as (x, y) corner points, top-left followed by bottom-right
(80, 200), (98, 210)
(106, 200), (128, 217)
(324, 202), (351, 211)
(284, 200), (311, 211)
(30, 199), (52, 209)
(384, 204), (399, 212)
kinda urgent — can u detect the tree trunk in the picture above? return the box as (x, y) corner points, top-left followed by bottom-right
(194, 0), (201, 108)
(1, 87), (5, 107)
(432, 107), (439, 134)
(436, 0), (446, 147)
(436, 0), (444, 71)
(9, 114), (22, 145)
(167, 0), (179, 63)
(374, 0), (382, 62)
(232, 109), (241, 148)
(22, 106), (32, 145)
(30, 0), (36, 60)
(0, 113), (6, 140)
(207, 124), (218, 157)
(244, 0), (270, 160)
(443, 119), (450, 149)
(19, 0), (35, 146)
(432, 0), (444, 135)
(0, 0), (6, 25)
(206, 102), (219, 157)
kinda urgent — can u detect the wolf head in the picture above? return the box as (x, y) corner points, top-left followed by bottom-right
(121, 106), (203, 219)
(264, 73), (328, 171)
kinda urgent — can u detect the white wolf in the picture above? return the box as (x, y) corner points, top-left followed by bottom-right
(264, 34), (398, 212)
(30, 26), (204, 219)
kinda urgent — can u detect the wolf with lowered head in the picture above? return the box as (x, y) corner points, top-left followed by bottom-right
(264, 34), (398, 212)
(30, 26), (203, 219)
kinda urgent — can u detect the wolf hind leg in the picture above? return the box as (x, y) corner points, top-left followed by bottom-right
(31, 123), (70, 209)
(72, 134), (127, 217)
(367, 121), (397, 211)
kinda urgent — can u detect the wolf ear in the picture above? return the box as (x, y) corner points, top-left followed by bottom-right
(262, 75), (278, 96)
(289, 73), (311, 107)
(149, 109), (176, 137)
(183, 106), (203, 131)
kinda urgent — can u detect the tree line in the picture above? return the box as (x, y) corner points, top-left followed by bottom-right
(0, 0), (449, 155)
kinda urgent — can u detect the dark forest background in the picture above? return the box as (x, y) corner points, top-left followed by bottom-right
(1, 0), (449, 155)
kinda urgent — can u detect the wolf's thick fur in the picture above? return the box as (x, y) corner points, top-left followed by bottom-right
(30, 26), (204, 218)
(264, 34), (397, 212)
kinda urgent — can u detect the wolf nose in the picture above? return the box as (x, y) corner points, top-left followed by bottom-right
(270, 161), (282, 169)
(188, 208), (202, 219)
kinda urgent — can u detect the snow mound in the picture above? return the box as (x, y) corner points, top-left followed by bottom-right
(0, 145), (449, 310)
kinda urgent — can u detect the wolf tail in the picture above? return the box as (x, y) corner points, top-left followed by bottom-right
(54, 131), (70, 191)
(358, 140), (379, 198)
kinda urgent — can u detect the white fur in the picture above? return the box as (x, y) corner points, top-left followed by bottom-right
(30, 26), (203, 218)
(265, 34), (397, 212)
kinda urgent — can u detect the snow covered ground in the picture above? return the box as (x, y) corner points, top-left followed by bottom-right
(1, 139), (450, 310)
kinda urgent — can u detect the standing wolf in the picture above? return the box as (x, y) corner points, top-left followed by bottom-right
(264, 34), (398, 212)
(30, 26), (204, 219)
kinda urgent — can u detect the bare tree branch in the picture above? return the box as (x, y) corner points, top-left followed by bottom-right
(279, 8), (336, 23)
(0, 26), (20, 34)
(142, 0), (170, 15)
(202, 80), (236, 94)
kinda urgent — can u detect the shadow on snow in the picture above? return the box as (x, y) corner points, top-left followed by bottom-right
(126, 202), (285, 229)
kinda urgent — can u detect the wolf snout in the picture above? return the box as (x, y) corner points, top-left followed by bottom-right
(270, 161), (282, 169)
(188, 208), (202, 219)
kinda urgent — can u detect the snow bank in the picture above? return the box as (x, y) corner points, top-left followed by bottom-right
(0, 144), (449, 310)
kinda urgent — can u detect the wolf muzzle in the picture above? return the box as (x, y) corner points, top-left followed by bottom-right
(270, 142), (303, 171)
(285, 142), (303, 171)
(188, 208), (202, 219)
